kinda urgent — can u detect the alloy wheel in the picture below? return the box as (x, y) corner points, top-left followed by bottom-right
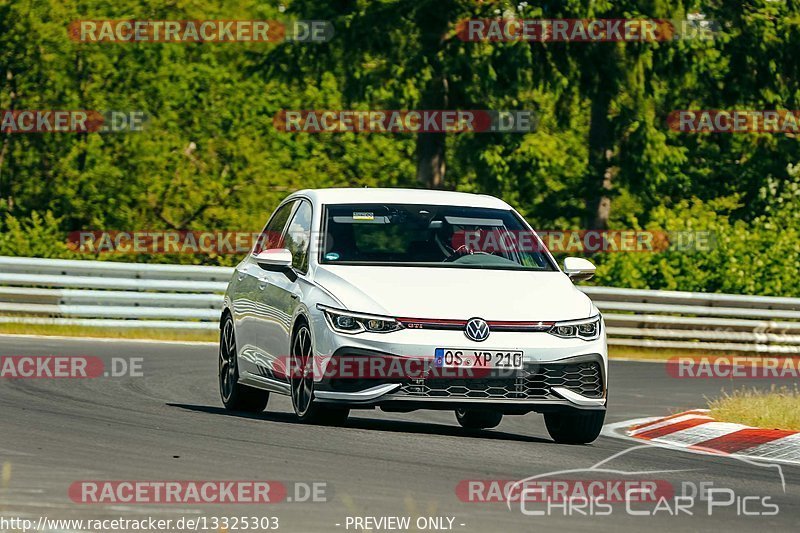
(219, 318), (237, 402)
(291, 325), (314, 417)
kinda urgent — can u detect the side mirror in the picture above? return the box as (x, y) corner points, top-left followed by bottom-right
(254, 248), (293, 272)
(563, 257), (595, 282)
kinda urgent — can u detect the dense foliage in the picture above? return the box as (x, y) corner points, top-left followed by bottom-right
(1, 0), (798, 295)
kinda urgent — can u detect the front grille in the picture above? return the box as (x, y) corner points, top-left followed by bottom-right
(396, 361), (603, 400)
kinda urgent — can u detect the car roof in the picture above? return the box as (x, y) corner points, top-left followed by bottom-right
(288, 188), (512, 210)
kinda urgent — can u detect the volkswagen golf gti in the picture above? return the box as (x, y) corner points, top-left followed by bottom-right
(219, 188), (607, 444)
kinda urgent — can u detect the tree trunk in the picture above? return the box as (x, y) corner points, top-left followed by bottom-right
(0, 69), (16, 210)
(586, 92), (614, 229)
(415, 75), (448, 189)
(413, 0), (451, 189)
(416, 132), (446, 188)
(593, 153), (615, 229)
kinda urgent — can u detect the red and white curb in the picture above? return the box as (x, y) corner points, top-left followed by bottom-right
(602, 410), (800, 466)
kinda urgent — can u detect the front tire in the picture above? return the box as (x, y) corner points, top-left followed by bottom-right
(219, 315), (269, 412)
(544, 410), (605, 444)
(290, 323), (349, 425)
(455, 408), (503, 429)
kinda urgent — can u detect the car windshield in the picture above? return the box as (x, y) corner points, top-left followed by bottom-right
(320, 203), (556, 271)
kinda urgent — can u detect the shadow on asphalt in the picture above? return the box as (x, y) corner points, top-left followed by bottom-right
(168, 403), (553, 444)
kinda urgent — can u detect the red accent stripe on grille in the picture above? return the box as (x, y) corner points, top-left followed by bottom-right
(396, 318), (554, 329)
(396, 318), (466, 326)
(488, 321), (555, 328)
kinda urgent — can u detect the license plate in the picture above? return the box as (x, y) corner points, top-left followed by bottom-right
(434, 348), (523, 369)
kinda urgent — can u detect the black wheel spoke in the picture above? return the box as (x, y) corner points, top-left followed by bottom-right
(224, 324), (235, 359)
(293, 369), (303, 396)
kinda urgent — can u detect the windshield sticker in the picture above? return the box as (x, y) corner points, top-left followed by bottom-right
(325, 252), (340, 261)
(353, 212), (374, 221)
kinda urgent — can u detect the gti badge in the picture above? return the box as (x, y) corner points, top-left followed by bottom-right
(465, 318), (490, 342)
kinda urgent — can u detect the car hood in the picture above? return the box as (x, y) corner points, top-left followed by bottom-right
(314, 265), (594, 321)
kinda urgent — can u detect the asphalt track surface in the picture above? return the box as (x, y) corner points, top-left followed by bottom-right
(1, 335), (799, 532)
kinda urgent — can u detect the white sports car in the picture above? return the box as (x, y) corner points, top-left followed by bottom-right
(219, 188), (607, 444)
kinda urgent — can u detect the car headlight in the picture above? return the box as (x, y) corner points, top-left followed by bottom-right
(317, 304), (403, 334)
(548, 316), (601, 341)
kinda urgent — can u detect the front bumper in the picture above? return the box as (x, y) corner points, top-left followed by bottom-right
(313, 349), (607, 412)
(309, 313), (608, 411)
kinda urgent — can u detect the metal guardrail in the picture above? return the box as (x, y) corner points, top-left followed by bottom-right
(1, 256), (798, 352)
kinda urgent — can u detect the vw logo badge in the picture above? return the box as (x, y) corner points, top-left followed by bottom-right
(465, 318), (490, 342)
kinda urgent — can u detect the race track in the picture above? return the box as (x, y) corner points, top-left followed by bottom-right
(0, 335), (798, 532)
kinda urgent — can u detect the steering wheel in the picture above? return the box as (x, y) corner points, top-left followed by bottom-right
(443, 245), (491, 262)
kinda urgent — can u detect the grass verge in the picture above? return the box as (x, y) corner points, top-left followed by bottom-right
(0, 323), (217, 343)
(708, 386), (800, 431)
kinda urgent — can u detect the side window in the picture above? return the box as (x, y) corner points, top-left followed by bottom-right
(253, 201), (296, 254)
(283, 201), (313, 273)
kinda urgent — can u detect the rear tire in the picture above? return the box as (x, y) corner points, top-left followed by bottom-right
(219, 315), (269, 412)
(544, 410), (605, 444)
(455, 409), (503, 430)
(290, 323), (350, 426)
